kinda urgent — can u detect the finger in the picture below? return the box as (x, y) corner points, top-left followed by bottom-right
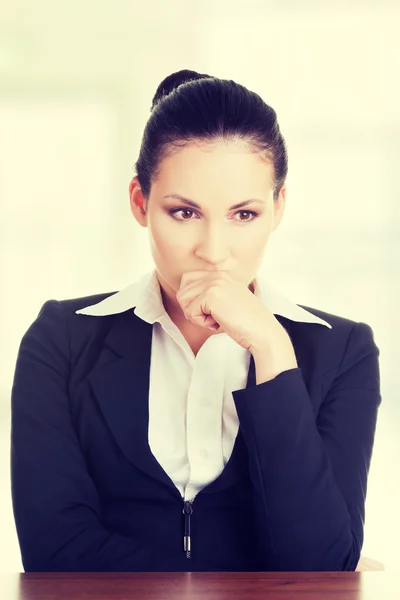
(179, 271), (209, 290)
(176, 279), (204, 301)
(202, 314), (220, 329)
(179, 270), (229, 290)
(184, 292), (219, 329)
(176, 282), (205, 318)
(177, 278), (221, 313)
(178, 289), (220, 329)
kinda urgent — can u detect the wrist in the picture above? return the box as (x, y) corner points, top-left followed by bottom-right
(251, 329), (295, 359)
(251, 337), (298, 384)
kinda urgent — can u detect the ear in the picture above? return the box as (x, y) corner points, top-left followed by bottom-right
(271, 185), (286, 233)
(129, 177), (148, 228)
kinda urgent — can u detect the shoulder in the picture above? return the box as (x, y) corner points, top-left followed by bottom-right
(298, 303), (378, 348)
(27, 292), (120, 336)
(36, 290), (120, 322)
(20, 291), (128, 358)
(57, 291), (119, 313)
(280, 303), (380, 380)
(301, 305), (381, 400)
(16, 291), (147, 382)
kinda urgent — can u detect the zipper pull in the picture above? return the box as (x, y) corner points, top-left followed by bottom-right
(182, 500), (193, 559)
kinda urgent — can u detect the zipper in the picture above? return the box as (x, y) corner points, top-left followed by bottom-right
(182, 499), (194, 558)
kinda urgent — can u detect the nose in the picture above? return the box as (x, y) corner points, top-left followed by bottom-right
(194, 222), (229, 265)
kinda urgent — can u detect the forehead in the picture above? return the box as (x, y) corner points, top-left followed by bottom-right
(155, 139), (274, 190)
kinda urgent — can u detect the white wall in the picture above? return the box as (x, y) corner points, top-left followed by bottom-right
(1, 0), (399, 572)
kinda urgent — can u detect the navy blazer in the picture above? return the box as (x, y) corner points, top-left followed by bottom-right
(10, 292), (381, 572)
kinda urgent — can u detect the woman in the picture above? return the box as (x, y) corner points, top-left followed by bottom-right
(11, 69), (382, 572)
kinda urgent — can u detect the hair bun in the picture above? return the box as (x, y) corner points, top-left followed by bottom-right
(151, 69), (213, 111)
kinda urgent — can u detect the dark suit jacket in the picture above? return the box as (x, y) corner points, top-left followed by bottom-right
(10, 292), (381, 572)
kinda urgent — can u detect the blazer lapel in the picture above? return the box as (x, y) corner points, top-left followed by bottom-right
(88, 310), (178, 492)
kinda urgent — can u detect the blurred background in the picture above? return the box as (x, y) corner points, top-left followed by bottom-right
(1, 0), (399, 572)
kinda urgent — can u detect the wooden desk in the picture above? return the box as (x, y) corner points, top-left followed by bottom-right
(0, 572), (398, 600)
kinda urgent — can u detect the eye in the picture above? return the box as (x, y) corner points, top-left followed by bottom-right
(234, 211), (258, 222)
(169, 208), (197, 221)
(168, 208), (258, 223)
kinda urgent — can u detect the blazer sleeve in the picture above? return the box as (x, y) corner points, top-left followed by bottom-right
(11, 299), (159, 572)
(232, 321), (382, 571)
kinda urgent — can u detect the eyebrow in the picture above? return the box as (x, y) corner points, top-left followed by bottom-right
(162, 194), (265, 211)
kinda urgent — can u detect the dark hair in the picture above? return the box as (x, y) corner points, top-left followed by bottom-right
(134, 69), (288, 202)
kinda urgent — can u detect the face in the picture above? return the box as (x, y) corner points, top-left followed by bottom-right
(129, 139), (286, 318)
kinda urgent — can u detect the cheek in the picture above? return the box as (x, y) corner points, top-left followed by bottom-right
(151, 214), (194, 250)
(235, 224), (271, 256)
(148, 217), (186, 262)
(149, 230), (173, 260)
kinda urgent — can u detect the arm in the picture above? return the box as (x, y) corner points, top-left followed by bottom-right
(11, 300), (158, 572)
(232, 322), (381, 571)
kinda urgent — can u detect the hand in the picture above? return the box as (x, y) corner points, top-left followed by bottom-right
(176, 270), (296, 359)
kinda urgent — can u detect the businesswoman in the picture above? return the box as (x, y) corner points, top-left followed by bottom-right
(11, 69), (382, 572)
